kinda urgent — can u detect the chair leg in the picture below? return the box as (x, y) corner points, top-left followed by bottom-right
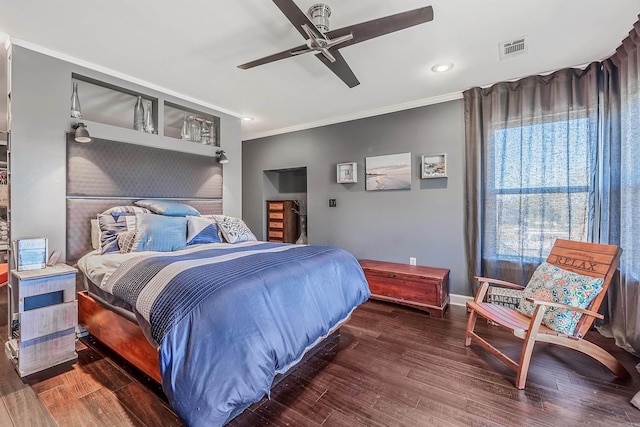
(515, 305), (546, 389)
(535, 333), (630, 378)
(465, 306), (478, 347)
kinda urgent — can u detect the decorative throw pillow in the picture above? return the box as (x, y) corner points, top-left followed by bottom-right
(518, 262), (605, 335)
(213, 215), (257, 244)
(97, 206), (149, 254)
(487, 286), (523, 310)
(186, 216), (223, 246)
(135, 199), (200, 217)
(117, 230), (136, 254)
(132, 213), (187, 252)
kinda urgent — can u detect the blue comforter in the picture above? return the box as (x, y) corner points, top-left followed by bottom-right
(103, 241), (370, 426)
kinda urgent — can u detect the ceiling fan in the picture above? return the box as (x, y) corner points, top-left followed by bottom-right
(238, 1), (434, 88)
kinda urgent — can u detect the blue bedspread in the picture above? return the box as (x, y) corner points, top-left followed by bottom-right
(103, 241), (370, 426)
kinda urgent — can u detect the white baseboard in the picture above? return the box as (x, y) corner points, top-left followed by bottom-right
(450, 293), (473, 307)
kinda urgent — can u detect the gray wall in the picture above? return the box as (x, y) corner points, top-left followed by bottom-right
(243, 100), (470, 296)
(0, 48), (6, 131)
(8, 44), (242, 262)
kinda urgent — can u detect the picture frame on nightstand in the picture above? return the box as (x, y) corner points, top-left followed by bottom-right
(15, 238), (48, 271)
(337, 162), (357, 184)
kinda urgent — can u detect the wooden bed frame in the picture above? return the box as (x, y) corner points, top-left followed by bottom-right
(78, 291), (163, 383)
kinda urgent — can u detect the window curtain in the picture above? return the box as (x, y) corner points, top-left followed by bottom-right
(463, 65), (600, 292)
(596, 21), (640, 359)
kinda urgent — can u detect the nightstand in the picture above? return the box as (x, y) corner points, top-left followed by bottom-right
(5, 264), (78, 376)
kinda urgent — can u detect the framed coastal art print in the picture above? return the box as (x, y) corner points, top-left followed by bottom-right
(365, 152), (411, 191)
(421, 153), (447, 179)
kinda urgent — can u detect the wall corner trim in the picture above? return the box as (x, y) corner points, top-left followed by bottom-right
(450, 293), (473, 307)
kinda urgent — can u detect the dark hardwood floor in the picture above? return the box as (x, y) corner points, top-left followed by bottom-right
(1, 294), (639, 426)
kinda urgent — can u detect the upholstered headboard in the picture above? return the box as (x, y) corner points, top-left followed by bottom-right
(66, 134), (223, 262)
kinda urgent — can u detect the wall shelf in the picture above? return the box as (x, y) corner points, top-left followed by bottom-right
(71, 73), (221, 151)
(78, 121), (220, 157)
(72, 74), (158, 132)
(164, 101), (220, 146)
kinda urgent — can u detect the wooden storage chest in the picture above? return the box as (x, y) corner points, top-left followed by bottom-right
(266, 200), (298, 243)
(359, 260), (450, 317)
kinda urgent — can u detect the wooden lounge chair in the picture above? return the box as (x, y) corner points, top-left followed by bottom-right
(465, 239), (629, 389)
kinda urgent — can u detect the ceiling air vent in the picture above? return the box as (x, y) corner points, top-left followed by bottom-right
(499, 36), (529, 60)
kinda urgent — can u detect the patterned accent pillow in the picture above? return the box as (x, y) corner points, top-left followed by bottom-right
(117, 230), (136, 253)
(518, 262), (605, 335)
(132, 213), (187, 252)
(97, 206), (150, 254)
(186, 216), (223, 246)
(487, 286), (523, 309)
(213, 215), (257, 244)
(135, 199), (200, 217)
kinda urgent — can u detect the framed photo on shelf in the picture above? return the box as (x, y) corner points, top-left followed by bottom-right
(421, 153), (447, 179)
(337, 162), (357, 184)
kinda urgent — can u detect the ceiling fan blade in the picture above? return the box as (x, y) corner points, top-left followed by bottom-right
(315, 50), (360, 88)
(272, 0), (325, 40)
(325, 6), (434, 49)
(238, 44), (310, 69)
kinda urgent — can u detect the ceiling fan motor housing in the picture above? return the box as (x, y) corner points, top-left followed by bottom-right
(308, 3), (331, 33)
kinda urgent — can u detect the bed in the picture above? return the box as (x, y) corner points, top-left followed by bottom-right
(77, 236), (369, 426)
(66, 136), (370, 426)
(78, 236), (369, 425)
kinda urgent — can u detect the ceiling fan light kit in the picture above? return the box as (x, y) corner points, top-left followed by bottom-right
(238, 0), (434, 88)
(431, 63), (453, 73)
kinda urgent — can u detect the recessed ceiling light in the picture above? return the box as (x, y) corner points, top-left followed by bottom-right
(431, 63), (453, 73)
(242, 116), (254, 122)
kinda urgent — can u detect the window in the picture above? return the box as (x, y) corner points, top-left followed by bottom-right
(484, 118), (593, 262)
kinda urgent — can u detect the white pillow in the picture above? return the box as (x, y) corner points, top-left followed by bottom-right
(213, 215), (257, 243)
(90, 219), (100, 250)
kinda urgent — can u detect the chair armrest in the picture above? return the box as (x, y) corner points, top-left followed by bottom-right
(525, 297), (604, 319)
(472, 277), (524, 303)
(474, 276), (524, 290)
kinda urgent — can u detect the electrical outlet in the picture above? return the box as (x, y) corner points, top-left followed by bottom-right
(409, 257), (416, 266)
(329, 199), (337, 207)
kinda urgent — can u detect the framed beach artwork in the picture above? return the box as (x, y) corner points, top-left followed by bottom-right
(421, 153), (447, 179)
(365, 152), (412, 191)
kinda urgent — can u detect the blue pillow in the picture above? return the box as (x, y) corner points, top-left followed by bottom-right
(135, 199), (200, 217)
(132, 213), (187, 252)
(187, 216), (223, 245)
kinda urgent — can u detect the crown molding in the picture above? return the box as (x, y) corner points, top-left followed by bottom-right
(243, 91), (463, 141)
(6, 37), (241, 119)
